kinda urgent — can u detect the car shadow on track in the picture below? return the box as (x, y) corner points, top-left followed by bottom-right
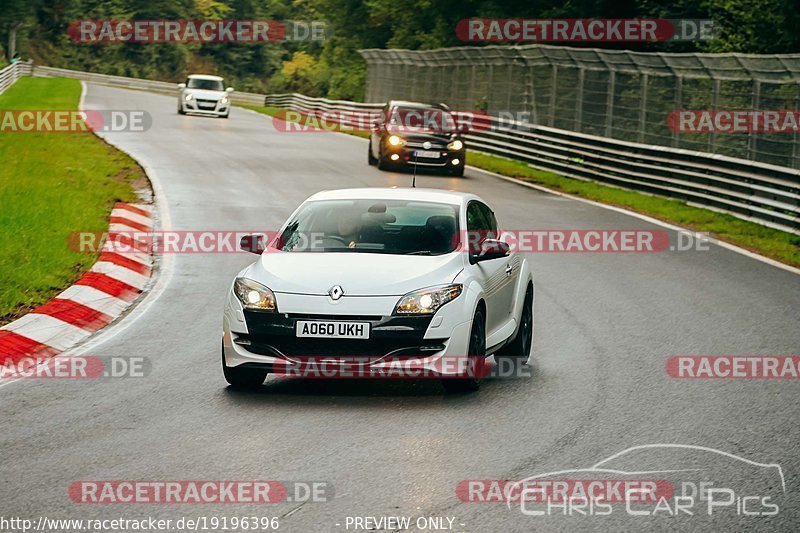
(220, 361), (537, 406)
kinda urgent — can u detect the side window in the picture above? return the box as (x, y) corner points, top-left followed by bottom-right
(467, 201), (488, 232)
(467, 201), (493, 251)
(481, 204), (499, 241)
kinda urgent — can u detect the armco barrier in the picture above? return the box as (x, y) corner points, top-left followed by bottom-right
(30, 64), (267, 106)
(4, 62), (797, 235)
(264, 93), (799, 235)
(0, 60), (33, 95)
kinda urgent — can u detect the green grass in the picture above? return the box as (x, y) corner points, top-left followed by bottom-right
(0, 77), (145, 324)
(466, 152), (800, 267)
(245, 103), (800, 268)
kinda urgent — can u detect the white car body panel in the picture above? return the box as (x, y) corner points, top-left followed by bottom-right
(222, 187), (534, 377)
(178, 74), (231, 117)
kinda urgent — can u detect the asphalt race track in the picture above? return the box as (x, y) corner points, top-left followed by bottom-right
(1, 84), (799, 532)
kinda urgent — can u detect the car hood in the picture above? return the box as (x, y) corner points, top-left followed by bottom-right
(246, 251), (464, 296)
(185, 89), (226, 100)
(388, 129), (455, 143)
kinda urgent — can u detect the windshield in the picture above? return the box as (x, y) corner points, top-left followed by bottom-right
(187, 78), (224, 91)
(389, 106), (458, 133)
(277, 199), (460, 255)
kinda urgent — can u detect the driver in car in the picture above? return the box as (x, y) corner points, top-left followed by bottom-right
(337, 216), (361, 249)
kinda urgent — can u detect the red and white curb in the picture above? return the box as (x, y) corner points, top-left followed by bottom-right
(0, 202), (154, 366)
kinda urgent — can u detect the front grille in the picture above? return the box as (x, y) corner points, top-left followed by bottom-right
(407, 141), (446, 150)
(242, 336), (426, 360)
(240, 311), (440, 362)
(409, 160), (448, 167)
(196, 99), (218, 108)
(287, 313), (382, 321)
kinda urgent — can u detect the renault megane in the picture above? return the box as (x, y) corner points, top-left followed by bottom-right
(222, 187), (534, 392)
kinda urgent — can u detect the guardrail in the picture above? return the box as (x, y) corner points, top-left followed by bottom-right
(264, 93), (800, 235)
(30, 65), (267, 106)
(0, 60), (33, 95)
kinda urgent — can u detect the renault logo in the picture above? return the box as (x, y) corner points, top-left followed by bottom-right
(328, 285), (344, 300)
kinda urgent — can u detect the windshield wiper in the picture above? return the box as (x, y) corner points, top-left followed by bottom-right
(405, 250), (433, 255)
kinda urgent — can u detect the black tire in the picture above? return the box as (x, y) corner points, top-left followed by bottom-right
(448, 165), (465, 177)
(222, 341), (267, 388)
(221, 113), (229, 119)
(368, 140), (378, 166)
(442, 308), (486, 393)
(496, 285), (533, 364)
(177, 104), (185, 115)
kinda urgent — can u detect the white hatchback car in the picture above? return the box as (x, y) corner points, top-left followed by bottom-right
(177, 74), (233, 118)
(222, 188), (534, 392)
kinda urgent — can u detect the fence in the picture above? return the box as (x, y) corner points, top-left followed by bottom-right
(265, 92), (799, 235)
(359, 45), (800, 170)
(3, 60), (797, 234)
(0, 60), (33, 95)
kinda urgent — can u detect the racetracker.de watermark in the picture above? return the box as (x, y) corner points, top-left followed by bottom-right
(68, 20), (330, 43)
(69, 229), (710, 254)
(271, 108), (491, 134)
(456, 479), (674, 503)
(667, 356), (800, 378)
(68, 481), (332, 504)
(0, 110), (151, 133)
(668, 110), (800, 133)
(0, 356), (150, 380)
(265, 356), (530, 379)
(455, 19), (716, 42)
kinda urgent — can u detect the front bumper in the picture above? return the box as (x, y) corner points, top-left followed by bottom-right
(223, 292), (473, 376)
(182, 98), (229, 116)
(385, 143), (465, 169)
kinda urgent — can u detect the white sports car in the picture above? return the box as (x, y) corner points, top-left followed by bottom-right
(177, 74), (233, 118)
(222, 187), (534, 392)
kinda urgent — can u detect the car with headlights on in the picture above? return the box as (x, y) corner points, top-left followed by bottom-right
(177, 74), (233, 118)
(368, 101), (467, 176)
(222, 187), (534, 392)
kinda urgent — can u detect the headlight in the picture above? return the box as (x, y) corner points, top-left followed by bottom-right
(393, 284), (462, 315)
(388, 135), (405, 146)
(447, 139), (464, 151)
(220, 96), (229, 104)
(184, 93), (194, 101)
(233, 278), (277, 311)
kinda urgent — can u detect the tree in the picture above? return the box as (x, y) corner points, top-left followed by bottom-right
(0, 0), (40, 59)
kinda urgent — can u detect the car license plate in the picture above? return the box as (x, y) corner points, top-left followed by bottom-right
(295, 320), (370, 339)
(414, 150), (440, 159)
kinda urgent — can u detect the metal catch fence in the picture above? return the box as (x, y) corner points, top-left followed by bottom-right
(360, 45), (800, 170)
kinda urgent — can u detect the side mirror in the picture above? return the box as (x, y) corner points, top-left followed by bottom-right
(470, 239), (509, 264)
(226, 87), (234, 93)
(239, 234), (265, 254)
(177, 83), (186, 90)
(370, 120), (382, 132)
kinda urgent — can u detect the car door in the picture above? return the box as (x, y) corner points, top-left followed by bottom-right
(467, 201), (508, 337)
(483, 204), (519, 326)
